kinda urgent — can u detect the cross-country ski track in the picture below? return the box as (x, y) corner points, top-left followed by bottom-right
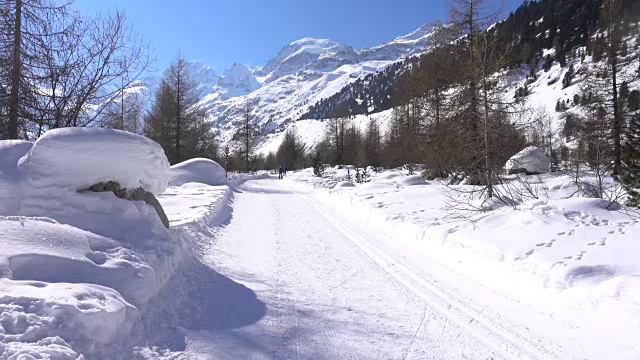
(169, 177), (617, 359)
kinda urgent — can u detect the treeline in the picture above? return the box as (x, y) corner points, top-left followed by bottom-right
(0, 0), (150, 139)
(301, 0), (640, 121)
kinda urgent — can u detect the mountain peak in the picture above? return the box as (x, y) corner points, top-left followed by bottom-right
(392, 23), (437, 43)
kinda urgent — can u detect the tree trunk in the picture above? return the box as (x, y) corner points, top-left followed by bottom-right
(176, 77), (181, 163)
(8, 0), (22, 139)
(612, 57), (621, 176)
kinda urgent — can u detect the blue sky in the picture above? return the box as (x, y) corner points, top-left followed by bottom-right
(74, 0), (524, 75)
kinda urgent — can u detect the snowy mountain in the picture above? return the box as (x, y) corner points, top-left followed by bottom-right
(184, 23), (437, 151)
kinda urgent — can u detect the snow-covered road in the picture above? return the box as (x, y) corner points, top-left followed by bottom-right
(176, 178), (581, 360)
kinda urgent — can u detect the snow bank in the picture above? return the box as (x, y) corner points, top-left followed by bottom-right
(170, 158), (227, 187)
(505, 146), (551, 175)
(396, 175), (428, 186)
(18, 128), (170, 195)
(0, 128), (234, 358)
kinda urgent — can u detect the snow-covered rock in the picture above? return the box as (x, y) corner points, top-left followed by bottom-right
(396, 175), (428, 186)
(505, 146), (551, 175)
(169, 158), (228, 187)
(17, 128), (170, 195)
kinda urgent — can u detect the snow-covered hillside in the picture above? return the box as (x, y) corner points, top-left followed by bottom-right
(183, 24), (437, 151)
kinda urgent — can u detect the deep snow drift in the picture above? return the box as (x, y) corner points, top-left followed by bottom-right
(0, 129), (237, 359)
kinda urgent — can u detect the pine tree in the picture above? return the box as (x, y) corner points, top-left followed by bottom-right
(622, 114), (640, 207)
(311, 148), (326, 177)
(562, 64), (575, 89)
(345, 168), (353, 183)
(355, 168), (363, 183)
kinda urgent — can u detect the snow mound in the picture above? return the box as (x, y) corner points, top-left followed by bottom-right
(0, 278), (135, 358)
(334, 181), (356, 188)
(396, 175), (428, 186)
(17, 128), (170, 195)
(170, 158), (227, 187)
(505, 146), (551, 175)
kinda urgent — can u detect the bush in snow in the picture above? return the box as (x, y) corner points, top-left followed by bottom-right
(344, 168), (353, 183)
(355, 167), (370, 184)
(403, 163), (418, 175)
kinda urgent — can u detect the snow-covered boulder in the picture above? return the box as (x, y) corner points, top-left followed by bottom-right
(17, 128), (170, 195)
(84, 181), (170, 228)
(169, 158), (227, 187)
(505, 146), (551, 175)
(396, 175), (428, 186)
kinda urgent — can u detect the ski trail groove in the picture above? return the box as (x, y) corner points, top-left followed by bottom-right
(293, 188), (567, 360)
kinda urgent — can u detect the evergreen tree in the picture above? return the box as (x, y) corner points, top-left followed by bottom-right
(311, 147), (326, 177)
(543, 55), (554, 72)
(622, 114), (640, 207)
(562, 64), (575, 89)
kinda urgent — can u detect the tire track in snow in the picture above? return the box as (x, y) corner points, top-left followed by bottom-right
(294, 189), (568, 360)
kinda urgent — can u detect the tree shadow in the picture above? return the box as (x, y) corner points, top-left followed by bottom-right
(141, 257), (267, 352)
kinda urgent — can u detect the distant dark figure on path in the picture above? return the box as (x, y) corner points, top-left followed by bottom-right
(278, 166), (284, 179)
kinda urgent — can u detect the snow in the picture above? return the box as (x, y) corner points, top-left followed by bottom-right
(192, 23), (433, 154)
(0, 128), (235, 358)
(334, 181), (355, 188)
(396, 174), (429, 186)
(3, 127), (640, 358)
(169, 158), (227, 187)
(17, 128), (170, 195)
(505, 146), (551, 174)
(283, 167), (640, 357)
